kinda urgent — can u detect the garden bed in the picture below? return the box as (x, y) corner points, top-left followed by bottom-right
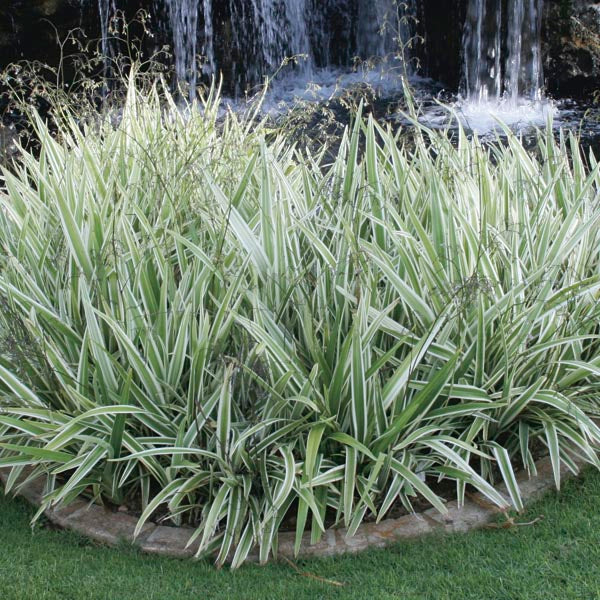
(0, 453), (582, 562)
(1, 76), (600, 567)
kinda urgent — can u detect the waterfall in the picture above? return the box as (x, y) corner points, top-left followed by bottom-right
(286, 0), (312, 73)
(255, 0), (311, 74)
(162, 0), (413, 93)
(253, 0), (284, 74)
(225, 0), (312, 90)
(87, 0), (415, 96)
(463, 0), (544, 103)
(201, 0), (215, 77)
(463, 0), (502, 102)
(85, 0), (543, 104)
(506, 0), (543, 101)
(357, 0), (394, 59)
(251, 0), (310, 74)
(96, 0), (115, 61)
(356, 0), (414, 62)
(165, 0), (199, 100)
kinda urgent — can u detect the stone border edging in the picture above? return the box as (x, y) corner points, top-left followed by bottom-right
(0, 456), (579, 562)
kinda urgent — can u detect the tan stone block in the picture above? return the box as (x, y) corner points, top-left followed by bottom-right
(15, 476), (46, 504)
(365, 513), (435, 547)
(47, 500), (89, 527)
(339, 529), (369, 553)
(141, 525), (199, 558)
(1, 452), (588, 564)
(67, 506), (155, 546)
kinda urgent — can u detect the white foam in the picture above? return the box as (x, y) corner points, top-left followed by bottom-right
(419, 96), (558, 135)
(224, 60), (410, 116)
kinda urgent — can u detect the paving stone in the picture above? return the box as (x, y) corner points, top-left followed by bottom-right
(517, 456), (563, 501)
(66, 506), (155, 545)
(424, 500), (494, 533)
(338, 529), (369, 554)
(14, 476), (46, 504)
(285, 529), (339, 559)
(47, 499), (89, 527)
(1, 454), (587, 564)
(364, 513), (436, 548)
(141, 525), (199, 558)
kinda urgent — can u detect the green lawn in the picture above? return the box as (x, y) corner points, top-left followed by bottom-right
(2, 471), (600, 600)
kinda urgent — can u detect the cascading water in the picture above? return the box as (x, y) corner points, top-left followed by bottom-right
(252, 0), (311, 76)
(201, 0), (215, 77)
(165, 0), (199, 100)
(505, 0), (543, 101)
(95, 0), (116, 62)
(87, 0), (413, 99)
(463, 0), (543, 102)
(356, 0), (415, 62)
(464, 0), (543, 102)
(463, 0), (503, 103)
(84, 0), (548, 124)
(255, 0), (414, 111)
(458, 0), (552, 132)
(225, 0), (313, 96)
(357, 0), (396, 60)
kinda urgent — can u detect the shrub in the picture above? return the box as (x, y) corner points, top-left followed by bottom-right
(1, 78), (600, 566)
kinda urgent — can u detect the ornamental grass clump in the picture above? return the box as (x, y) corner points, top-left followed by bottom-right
(1, 77), (600, 566)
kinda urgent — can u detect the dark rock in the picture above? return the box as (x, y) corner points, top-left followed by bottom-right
(415, 0), (467, 89)
(0, 124), (19, 164)
(543, 0), (600, 98)
(0, 0), (90, 66)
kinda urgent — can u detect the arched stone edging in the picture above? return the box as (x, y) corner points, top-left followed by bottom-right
(0, 456), (582, 563)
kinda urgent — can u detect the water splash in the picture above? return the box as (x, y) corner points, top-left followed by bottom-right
(254, 65), (413, 116)
(463, 0), (544, 102)
(463, 0), (502, 103)
(457, 0), (551, 133)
